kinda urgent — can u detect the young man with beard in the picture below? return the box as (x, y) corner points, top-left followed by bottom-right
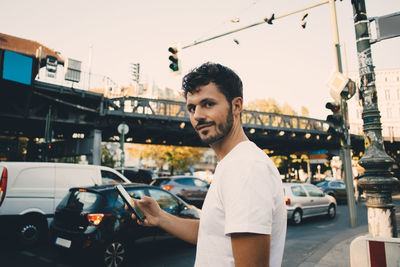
(129, 62), (286, 267)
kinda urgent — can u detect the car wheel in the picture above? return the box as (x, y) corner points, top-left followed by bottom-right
(17, 215), (47, 247)
(102, 239), (128, 267)
(291, 209), (302, 225)
(327, 204), (336, 219)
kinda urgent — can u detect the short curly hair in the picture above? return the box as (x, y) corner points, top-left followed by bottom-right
(182, 62), (243, 104)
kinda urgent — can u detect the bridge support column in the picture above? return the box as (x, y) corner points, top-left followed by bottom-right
(87, 129), (102, 166)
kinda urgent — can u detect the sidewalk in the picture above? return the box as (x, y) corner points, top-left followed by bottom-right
(300, 194), (400, 267)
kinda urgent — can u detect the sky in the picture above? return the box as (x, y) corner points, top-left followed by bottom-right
(2, 0), (400, 119)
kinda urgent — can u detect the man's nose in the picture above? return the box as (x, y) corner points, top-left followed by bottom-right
(193, 106), (205, 121)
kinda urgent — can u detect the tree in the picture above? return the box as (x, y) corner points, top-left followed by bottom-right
(280, 103), (296, 116)
(136, 144), (206, 175)
(245, 98), (311, 118)
(102, 145), (116, 168)
(300, 106), (309, 117)
(246, 98), (280, 113)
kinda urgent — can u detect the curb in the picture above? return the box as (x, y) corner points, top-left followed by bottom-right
(297, 224), (368, 267)
(301, 194), (400, 267)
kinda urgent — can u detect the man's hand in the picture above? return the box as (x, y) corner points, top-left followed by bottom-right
(125, 195), (200, 244)
(126, 196), (163, 226)
(231, 233), (270, 267)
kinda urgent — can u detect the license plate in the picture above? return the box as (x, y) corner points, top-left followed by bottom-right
(55, 237), (71, 248)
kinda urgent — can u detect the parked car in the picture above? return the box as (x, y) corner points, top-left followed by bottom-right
(50, 183), (200, 267)
(315, 180), (348, 203)
(151, 176), (210, 208)
(283, 182), (337, 225)
(114, 167), (157, 184)
(0, 162), (130, 247)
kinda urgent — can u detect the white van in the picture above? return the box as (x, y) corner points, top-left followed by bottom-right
(0, 162), (130, 246)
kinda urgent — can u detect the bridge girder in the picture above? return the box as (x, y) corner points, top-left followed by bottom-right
(1, 79), (374, 159)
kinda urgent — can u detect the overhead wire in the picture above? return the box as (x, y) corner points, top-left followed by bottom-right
(193, 0), (263, 43)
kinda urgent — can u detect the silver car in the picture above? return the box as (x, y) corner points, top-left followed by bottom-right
(283, 182), (337, 225)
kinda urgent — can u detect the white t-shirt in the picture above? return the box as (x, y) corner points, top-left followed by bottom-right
(194, 141), (286, 267)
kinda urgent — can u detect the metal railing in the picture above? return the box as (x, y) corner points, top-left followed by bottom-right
(108, 96), (330, 134)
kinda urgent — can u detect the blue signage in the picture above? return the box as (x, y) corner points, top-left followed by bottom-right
(2, 50), (33, 85)
(309, 150), (328, 155)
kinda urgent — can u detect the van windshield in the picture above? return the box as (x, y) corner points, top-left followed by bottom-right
(59, 190), (104, 211)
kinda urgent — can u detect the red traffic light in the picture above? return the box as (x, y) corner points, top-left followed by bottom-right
(168, 47), (178, 54)
(325, 102), (340, 113)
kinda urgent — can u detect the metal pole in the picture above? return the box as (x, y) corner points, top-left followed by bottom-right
(352, 0), (398, 237)
(329, 0), (357, 227)
(120, 131), (125, 168)
(44, 105), (52, 162)
(88, 44), (93, 90)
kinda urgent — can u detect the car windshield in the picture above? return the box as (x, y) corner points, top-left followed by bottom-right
(150, 178), (171, 186)
(315, 181), (328, 187)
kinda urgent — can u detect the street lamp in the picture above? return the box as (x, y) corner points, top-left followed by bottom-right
(352, 0), (398, 237)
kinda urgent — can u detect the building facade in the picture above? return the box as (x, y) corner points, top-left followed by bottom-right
(347, 69), (400, 141)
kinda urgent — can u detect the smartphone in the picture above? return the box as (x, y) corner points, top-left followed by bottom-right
(115, 184), (146, 222)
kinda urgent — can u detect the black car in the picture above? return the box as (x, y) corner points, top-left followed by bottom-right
(151, 176), (210, 209)
(315, 180), (348, 203)
(114, 167), (157, 184)
(50, 183), (200, 267)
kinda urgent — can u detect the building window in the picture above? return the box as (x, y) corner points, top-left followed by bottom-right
(385, 77), (388, 82)
(385, 89), (390, 100)
(387, 108), (392, 119)
(356, 110), (361, 120)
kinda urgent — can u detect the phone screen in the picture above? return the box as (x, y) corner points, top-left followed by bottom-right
(115, 184), (146, 222)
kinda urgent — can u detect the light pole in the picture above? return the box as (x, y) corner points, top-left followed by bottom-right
(328, 0), (357, 227)
(352, 0), (398, 237)
(117, 123), (129, 169)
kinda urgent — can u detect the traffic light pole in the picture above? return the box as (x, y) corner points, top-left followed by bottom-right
(328, 0), (357, 228)
(352, 0), (398, 237)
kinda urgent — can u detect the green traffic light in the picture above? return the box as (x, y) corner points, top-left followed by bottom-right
(169, 63), (179, 71)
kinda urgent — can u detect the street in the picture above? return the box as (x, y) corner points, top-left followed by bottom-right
(2, 198), (395, 267)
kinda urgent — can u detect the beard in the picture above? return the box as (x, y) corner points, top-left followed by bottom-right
(196, 107), (234, 145)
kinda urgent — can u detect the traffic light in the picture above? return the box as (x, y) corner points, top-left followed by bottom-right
(327, 72), (357, 102)
(325, 102), (344, 139)
(340, 79), (356, 100)
(168, 46), (180, 73)
(130, 63), (140, 83)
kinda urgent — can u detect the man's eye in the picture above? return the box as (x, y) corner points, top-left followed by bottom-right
(205, 102), (214, 108)
(188, 106), (195, 113)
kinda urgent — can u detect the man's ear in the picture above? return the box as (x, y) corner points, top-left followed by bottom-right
(231, 97), (243, 115)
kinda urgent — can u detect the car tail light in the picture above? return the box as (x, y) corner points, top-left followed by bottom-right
(161, 185), (174, 191)
(0, 168), (8, 206)
(87, 213), (104, 226)
(285, 198), (291, 206)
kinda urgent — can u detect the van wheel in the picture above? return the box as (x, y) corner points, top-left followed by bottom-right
(17, 215), (47, 247)
(102, 239), (128, 267)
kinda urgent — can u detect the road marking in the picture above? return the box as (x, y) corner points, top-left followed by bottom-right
(38, 256), (52, 263)
(21, 251), (36, 257)
(21, 250), (66, 266)
(316, 223), (335, 228)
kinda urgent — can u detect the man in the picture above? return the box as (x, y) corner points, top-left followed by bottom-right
(130, 62), (286, 267)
